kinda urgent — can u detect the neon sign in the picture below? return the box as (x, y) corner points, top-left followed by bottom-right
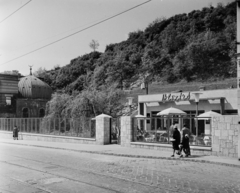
(162, 92), (191, 102)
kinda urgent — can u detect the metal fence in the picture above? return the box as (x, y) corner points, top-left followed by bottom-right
(0, 117), (96, 138)
(132, 116), (212, 147)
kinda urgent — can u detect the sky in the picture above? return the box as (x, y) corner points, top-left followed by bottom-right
(0, 0), (235, 76)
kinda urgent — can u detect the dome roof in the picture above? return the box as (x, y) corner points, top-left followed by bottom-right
(18, 75), (52, 99)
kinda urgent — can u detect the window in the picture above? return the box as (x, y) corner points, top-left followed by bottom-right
(5, 94), (13, 105)
(225, 110), (237, 115)
(6, 97), (11, 105)
(22, 108), (29, 118)
(39, 108), (45, 117)
(139, 103), (144, 115)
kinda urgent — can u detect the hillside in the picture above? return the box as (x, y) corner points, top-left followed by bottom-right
(36, 2), (236, 95)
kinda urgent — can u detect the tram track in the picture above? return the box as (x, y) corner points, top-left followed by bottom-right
(3, 144), (237, 193)
(1, 160), (124, 193)
(1, 175), (52, 193)
(0, 153), (176, 193)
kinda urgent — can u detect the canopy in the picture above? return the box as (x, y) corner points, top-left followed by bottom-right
(196, 111), (222, 120)
(157, 107), (186, 116)
(134, 114), (146, 118)
(95, 113), (112, 118)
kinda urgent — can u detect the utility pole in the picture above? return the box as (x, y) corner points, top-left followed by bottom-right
(236, 0), (240, 161)
(140, 78), (149, 95)
(140, 57), (150, 95)
(144, 79), (149, 95)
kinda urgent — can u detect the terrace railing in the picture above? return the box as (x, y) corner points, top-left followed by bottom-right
(132, 116), (212, 147)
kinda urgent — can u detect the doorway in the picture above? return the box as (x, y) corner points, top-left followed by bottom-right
(109, 118), (121, 144)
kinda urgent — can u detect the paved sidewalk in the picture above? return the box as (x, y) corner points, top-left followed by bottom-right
(0, 138), (239, 167)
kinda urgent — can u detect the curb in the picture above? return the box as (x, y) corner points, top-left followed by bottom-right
(1, 141), (240, 168)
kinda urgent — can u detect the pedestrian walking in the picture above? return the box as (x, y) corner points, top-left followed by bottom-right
(179, 124), (191, 157)
(170, 125), (181, 157)
(13, 125), (19, 140)
(169, 122), (178, 138)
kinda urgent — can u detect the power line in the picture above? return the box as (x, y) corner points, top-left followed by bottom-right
(2, 14), (117, 55)
(0, 0), (151, 66)
(0, 0), (32, 24)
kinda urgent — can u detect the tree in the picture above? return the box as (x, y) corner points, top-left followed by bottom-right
(147, 17), (166, 28)
(173, 31), (232, 81)
(33, 67), (55, 87)
(33, 67), (47, 77)
(77, 84), (126, 117)
(53, 64), (61, 70)
(105, 51), (136, 90)
(44, 84), (125, 119)
(45, 92), (73, 119)
(89, 39), (99, 52)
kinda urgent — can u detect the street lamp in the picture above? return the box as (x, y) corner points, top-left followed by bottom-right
(126, 97), (134, 112)
(140, 80), (148, 94)
(192, 92), (202, 137)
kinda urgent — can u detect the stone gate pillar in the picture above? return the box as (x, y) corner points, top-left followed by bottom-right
(120, 116), (132, 147)
(95, 114), (111, 145)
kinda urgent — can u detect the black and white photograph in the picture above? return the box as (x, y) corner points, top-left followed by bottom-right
(0, 0), (240, 192)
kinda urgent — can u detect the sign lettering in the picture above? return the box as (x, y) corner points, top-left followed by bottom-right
(162, 92), (191, 102)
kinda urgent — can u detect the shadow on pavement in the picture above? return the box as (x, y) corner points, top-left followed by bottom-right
(185, 155), (206, 158)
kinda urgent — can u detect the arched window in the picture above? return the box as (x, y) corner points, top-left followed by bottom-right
(22, 108), (29, 118)
(39, 108), (45, 118)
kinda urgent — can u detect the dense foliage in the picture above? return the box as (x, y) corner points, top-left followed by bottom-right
(36, 2), (236, 117)
(45, 85), (126, 119)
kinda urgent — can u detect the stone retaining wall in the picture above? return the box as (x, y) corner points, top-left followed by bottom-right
(212, 115), (239, 158)
(0, 131), (96, 144)
(0, 114), (112, 145)
(130, 143), (212, 155)
(1, 114), (240, 158)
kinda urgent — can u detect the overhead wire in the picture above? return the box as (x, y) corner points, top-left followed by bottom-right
(0, 0), (151, 66)
(0, 0), (32, 24)
(2, 14), (120, 55)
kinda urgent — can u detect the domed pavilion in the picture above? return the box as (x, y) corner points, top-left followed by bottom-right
(16, 67), (52, 118)
(18, 74), (52, 99)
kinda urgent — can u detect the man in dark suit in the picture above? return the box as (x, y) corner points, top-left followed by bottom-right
(179, 124), (191, 157)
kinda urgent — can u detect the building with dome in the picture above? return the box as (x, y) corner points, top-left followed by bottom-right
(0, 69), (52, 118)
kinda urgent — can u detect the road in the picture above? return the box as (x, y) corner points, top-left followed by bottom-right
(0, 143), (239, 193)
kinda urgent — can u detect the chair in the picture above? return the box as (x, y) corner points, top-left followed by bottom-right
(203, 135), (211, 146)
(145, 134), (155, 142)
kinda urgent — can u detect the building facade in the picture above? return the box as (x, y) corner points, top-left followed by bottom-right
(0, 70), (52, 118)
(138, 89), (238, 118)
(0, 72), (20, 117)
(137, 88), (238, 147)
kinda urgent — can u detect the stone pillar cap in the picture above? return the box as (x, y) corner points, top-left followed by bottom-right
(96, 113), (112, 118)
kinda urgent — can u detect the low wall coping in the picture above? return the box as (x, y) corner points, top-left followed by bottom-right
(0, 131), (96, 141)
(131, 142), (212, 151)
